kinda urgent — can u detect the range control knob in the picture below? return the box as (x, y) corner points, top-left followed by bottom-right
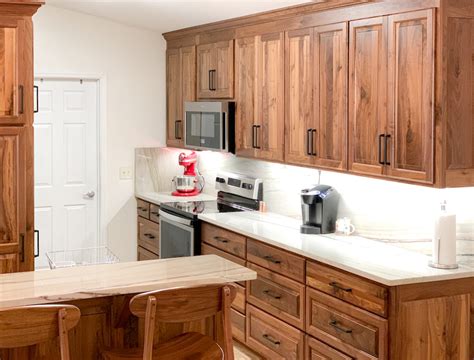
(242, 183), (253, 190)
(216, 177), (226, 184)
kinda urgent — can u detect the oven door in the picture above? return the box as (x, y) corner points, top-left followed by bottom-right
(185, 110), (224, 151)
(159, 210), (195, 258)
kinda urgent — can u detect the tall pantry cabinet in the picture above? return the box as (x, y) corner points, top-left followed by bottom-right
(0, 0), (42, 273)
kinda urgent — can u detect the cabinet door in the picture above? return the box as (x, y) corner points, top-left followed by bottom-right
(285, 28), (314, 166)
(0, 17), (25, 125)
(214, 40), (234, 98)
(256, 32), (285, 162)
(386, 10), (434, 183)
(314, 23), (348, 171)
(166, 48), (183, 147)
(348, 17), (387, 176)
(180, 45), (196, 144)
(0, 127), (26, 273)
(197, 43), (214, 99)
(235, 36), (257, 158)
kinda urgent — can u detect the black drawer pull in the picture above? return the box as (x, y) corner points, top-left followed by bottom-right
(329, 320), (353, 334)
(144, 233), (156, 240)
(213, 236), (229, 243)
(263, 255), (281, 264)
(137, 206), (145, 211)
(150, 211), (159, 216)
(263, 289), (281, 300)
(330, 282), (352, 293)
(262, 334), (280, 346)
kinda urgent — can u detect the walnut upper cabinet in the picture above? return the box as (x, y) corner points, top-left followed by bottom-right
(285, 23), (348, 171)
(0, 17), (27, 126)
(197, 40), (234, 99)
(235, 32), (285, 162)
(166, 46), (196, 148)
(348, 10), (435, 184)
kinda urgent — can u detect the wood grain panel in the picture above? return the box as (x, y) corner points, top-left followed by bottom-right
(306, 335), (353, 360)
(214, 40), (234, 98)
(284, 28), (314, 166)
(392, 294), (470, 360)
(314, 22), (348, 170)
(136, 199), (149, 219)
(256, 32), (285, 162)
(180, 45), (196, 124)
(446, 17), (474, 186)
(247, 305), (304, 360)
(137, 217), (159, 256)
(149, 204), (160, 224)
(0, 26), (16, 118)
(231, 309), (246, 344)
(137, 246), (159, 261)
(247, 239), (305, 283)
(306, 261), (388, 317)
(306, 288), (387, 359)
(386, 10), (434, 183)
(201, 222), (246, 259)
(166, 48), (182, 147)
(247, 263), (305, 330)
(196, 43), (213, 99)
(235, 36), (257, 158)
(348, 17), (387, 176)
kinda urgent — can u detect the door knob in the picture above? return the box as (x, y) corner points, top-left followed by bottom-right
(83, 191), (96, 199)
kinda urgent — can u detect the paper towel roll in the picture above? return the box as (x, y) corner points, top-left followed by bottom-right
(432, 212), (457, 266)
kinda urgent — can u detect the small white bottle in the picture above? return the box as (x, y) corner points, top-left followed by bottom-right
(429, 201), (458, 269)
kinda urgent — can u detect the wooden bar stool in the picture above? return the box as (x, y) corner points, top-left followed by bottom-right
(102, 284), (237, 360)
(0, 304), (81, 359)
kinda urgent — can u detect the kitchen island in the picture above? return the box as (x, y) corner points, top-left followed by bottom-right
(0, 255), (256, 359)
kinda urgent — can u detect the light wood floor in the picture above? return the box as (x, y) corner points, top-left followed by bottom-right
(234, 341), (263, 360)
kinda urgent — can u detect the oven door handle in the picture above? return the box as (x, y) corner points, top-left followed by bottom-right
(159, 210), (193, 227)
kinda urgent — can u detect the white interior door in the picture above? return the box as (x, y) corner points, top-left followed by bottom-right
(34, 78), (99, 269)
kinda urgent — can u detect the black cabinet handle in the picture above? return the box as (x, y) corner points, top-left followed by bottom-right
(211, 70), (217, 91)
(34, 230), (40, 258)
(330, 281), (352, 293)
(378, 134), (385, 165)
(144, 233), (156, 240)
(34, 85), (39, 113)
(311, 129), (317, 156)
(252, 125), (257, 149)
(208, 70), (212, 91)
(263, 255), (281, 264)
(263, 289), (282, 300)
(19, 85), (24, 114)
(20, 233), (25, 262)
(385, 134), (391, 166)
(255, 125), (261, 149)
(329, 320), (353, 334)
(213, 236), (229, 244)
(262, 334), (281, 346)
(175, 120), (182, 140)
(307, 129), (312, 156)
(150, 211), (159, 216)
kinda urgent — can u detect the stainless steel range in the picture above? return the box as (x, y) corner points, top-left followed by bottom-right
(159, 172), (263, 259)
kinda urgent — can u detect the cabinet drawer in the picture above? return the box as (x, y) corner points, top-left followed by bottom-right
(138, 218), (160, 255)
(306, 289), (387, 359)
(247, 263), (305, 330)
(231, 309), (245, 344)
(137, 199), (150, 219)
(247, 305), (304, 360)
(307, 261), (388, 317)
(137, 246), (159, 261)
(247, 239), (305, 283)
(233, 283), (246, 314)
(200, 243), (246, 287)
(149, 204), (160, 223)
(306, 335), (353, 360)
(201, 223), (246, 258)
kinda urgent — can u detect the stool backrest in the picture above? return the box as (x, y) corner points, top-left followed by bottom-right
(0, 304), (81, 360)
(130, 284), (236, 359)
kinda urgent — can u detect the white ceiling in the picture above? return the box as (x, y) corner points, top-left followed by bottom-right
(48, 0), (313, 34)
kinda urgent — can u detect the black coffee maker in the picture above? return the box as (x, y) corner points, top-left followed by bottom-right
(300, 185), (339, 234)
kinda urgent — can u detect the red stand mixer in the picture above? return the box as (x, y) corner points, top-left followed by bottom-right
(172, 151), (205, 197)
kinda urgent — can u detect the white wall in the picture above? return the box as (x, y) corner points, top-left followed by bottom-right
(34, 5), (166, 261)
(137, 148), (474, 242)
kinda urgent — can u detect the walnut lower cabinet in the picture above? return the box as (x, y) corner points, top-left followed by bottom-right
(200, 222), (474, 359)
(136, 199), (160, 259)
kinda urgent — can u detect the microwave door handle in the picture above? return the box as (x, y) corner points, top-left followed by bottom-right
(158, 210), (193, 227)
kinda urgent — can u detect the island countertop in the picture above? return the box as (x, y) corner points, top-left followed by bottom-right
(0, 255), (256, 310)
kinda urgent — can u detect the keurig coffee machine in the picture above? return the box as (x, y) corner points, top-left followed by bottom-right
(300, 185), (339, 234)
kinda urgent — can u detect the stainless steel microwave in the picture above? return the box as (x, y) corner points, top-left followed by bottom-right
(184, 101), (235, 153)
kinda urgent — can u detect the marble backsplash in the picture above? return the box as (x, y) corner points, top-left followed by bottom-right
(135, 147), (474, 242)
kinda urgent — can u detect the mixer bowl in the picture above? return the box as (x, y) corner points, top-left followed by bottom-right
(173, 175), (196, 192)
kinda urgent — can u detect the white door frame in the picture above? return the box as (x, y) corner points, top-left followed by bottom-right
(34, 73), (108, 247)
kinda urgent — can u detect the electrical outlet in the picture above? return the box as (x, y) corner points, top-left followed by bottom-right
(119, 167), (133, 180)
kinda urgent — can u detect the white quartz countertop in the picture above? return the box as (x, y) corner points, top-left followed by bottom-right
(198, 211), (474, 286)
(0, 255), (256, 310)
(136, 191), (216, 205)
